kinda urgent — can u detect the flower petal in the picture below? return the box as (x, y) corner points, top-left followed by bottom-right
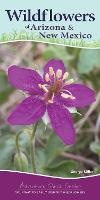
(7, 96), (46, 125)
(47, 103), (76, 145)
(8, 65), (44, 94)
(62, 84), (96, 108)
(43, 59), (66, 79)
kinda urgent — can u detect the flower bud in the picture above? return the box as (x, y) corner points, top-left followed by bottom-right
(14, 152), (28, 172)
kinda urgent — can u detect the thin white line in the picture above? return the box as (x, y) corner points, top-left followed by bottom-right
(0, 39), (100, 49)
(0, 170), (99, 180)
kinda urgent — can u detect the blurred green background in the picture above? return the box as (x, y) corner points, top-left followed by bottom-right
(0, 41), (100, 177)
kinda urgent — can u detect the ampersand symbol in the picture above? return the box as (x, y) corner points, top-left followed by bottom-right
(68, 25), (74, 31)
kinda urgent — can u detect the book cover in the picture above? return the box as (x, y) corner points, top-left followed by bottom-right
(0, 0), (100, 199)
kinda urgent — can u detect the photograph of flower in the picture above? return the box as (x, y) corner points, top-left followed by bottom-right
(0, 41), (100, 177)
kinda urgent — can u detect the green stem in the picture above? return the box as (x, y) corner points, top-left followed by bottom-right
(30, 122), (38, 173)
(15, 131), (25, 171)
(16, 131), (22, 154)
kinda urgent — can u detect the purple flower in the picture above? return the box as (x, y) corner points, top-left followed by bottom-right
(7, 59), (96, 145)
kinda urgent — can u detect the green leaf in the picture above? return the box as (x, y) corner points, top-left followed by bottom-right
(66, 107), (82, 116)
(94, 167), (100, 174)
(0, 135), (15, 169)
(36, 148), (46, 174)
(43, 45), (73, 65)
(45, 160), (79, 177)
(36, 147), (79, 177)
(90, 142), (100, 155)
(45, 132), (70, 166)
(0, 71), (14, 104)
(42, 112), (50, 125)
(78, 49), (100, 74)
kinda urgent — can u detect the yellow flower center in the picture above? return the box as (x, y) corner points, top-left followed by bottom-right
(39, 67), (76, 103)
